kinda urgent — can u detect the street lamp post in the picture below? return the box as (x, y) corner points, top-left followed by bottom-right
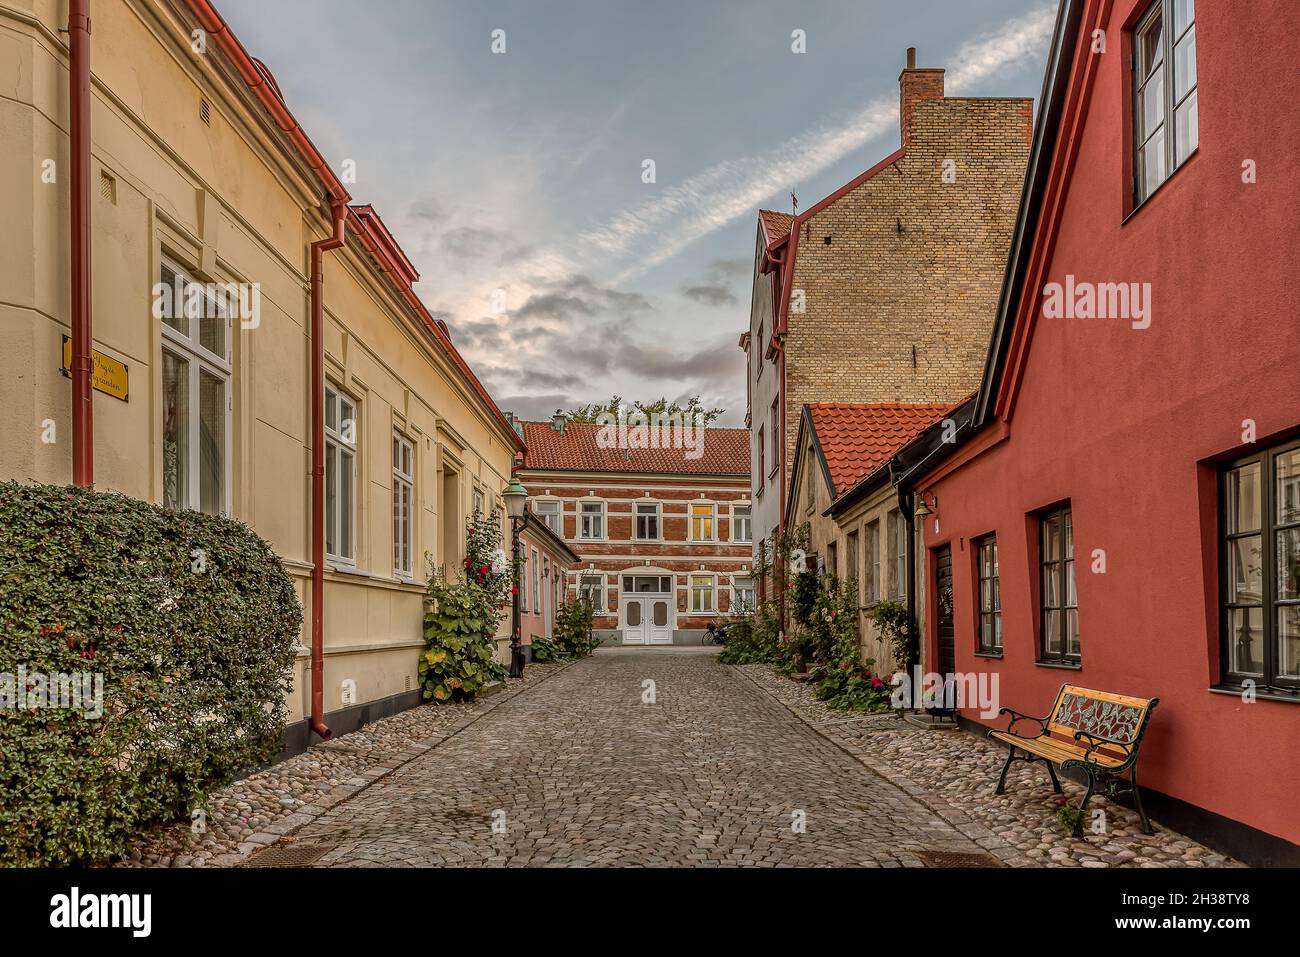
(502, 477), (530, 678)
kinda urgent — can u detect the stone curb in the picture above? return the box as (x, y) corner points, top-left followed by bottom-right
(224, 659), (581, 867)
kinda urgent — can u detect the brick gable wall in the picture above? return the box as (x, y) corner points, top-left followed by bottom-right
(780, 95), (1031, 484)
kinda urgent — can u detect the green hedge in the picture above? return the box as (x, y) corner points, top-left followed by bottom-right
(0, 482), (301, 866)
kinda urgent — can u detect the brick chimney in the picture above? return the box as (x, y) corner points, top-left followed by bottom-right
(899, 47), (945, 147)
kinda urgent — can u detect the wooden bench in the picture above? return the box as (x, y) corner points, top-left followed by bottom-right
(989, 684), (1159, 836)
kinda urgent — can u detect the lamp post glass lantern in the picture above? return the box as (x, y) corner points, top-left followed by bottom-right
(503, 478), (529, 676)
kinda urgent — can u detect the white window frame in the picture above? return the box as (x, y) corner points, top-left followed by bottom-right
(690, 502), (717, 543)
(690, 574), (716, 613)
(325, 385), (358, 565)
(531, 547), (541, 614)
(520, 547), (529, 612)
(732, 575), (754, 613)
(732, 504), (752, 544)
(580, 573), (605, 612)
(159, 256), (232, 517)
(534, 499), (561, 534)
(634, 501), (661, 542)
(579, 500), (606, 541)
(392, 431), (415, 579)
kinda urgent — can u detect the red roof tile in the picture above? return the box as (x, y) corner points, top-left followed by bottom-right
(519, 420), (749, 476)
(808, 403), (953, 495)
(758, 209), (794, 246)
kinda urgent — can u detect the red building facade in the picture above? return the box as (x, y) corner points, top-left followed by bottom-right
(515, 417), (752, 645)
(912, 0), (1300, 859)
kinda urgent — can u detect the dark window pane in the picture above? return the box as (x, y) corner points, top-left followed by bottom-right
(1228, 536), (1264, 604)
(162, 351), (188, 509)
(1277, 450), (1300, 525)
(1277, 529), (1300, 601)
(1226, 462), (1262, 533)
(199, 369), (224, 515)
(1138, 13), (1164, 79)
(1279, 607), (1300, 679)
(1228, 607), (1264, 676)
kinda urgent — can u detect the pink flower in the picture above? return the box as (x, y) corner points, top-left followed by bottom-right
(871, 677), (884, 689)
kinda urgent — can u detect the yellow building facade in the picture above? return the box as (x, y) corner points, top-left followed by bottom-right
(0, 0), (520, 747)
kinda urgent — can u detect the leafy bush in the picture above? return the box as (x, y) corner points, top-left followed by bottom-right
(720, 603), (781, 665)
(0, 482), (300, 866)
(553, 600), (598, 657)
(866, 599), (911, 670)
(420, 573), (507, 702)
(462, 508), (512, 603)
(813, 662), (895, 712)
(530, 634), (562, 662)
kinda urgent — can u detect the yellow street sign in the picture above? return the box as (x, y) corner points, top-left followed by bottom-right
(61, 336), (129, 401)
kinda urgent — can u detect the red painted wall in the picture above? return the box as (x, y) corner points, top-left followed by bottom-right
(919, 0), (1300, 844)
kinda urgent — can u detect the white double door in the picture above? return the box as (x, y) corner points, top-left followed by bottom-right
(622, 594), (674, 644)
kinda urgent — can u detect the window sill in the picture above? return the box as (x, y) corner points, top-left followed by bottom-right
(1034, 659), (1082, 670)
(1209, 684), (1300, 705)
(328, 563), (370, 579)
(974, 651), (1004, 660)
(1122, 146), (1199, 225)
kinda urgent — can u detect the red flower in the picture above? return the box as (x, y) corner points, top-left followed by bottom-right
(511, 586), (519, 595)
(871, 677), (884, 689)
(463, 558), (471, 567)
(479, 566), (488, 575)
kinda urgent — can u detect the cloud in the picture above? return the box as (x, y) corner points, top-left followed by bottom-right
(511, 274), (652, 323)
(681, 284), (736, 306)
(679, 257), (750, 306)
(497, 393), (576, 422)
(582, 3), (1056, 279)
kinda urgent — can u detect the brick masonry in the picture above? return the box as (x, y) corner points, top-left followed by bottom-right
(745, 62), (1032, 551)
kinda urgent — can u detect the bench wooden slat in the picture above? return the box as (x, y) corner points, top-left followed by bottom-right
(988, 730), (1126, 768)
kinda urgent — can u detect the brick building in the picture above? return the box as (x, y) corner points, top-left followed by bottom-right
(741, 48), (1033, 580)
(514, 416), (751, 645)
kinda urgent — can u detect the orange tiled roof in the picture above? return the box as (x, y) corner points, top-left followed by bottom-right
(808, 403), (953, 495)
(758, 209), (794, 245)
(519, 420), (749, 476)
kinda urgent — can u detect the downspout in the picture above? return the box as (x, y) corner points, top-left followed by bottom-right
(900, 486), (918, 671)
(308, 199), (348, 741)
(69, 0), (93, 487)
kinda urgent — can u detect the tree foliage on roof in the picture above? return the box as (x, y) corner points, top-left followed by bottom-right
(565, 395), (725, 425)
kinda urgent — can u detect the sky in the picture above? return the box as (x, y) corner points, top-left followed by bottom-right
(217, 0), (1058, 425)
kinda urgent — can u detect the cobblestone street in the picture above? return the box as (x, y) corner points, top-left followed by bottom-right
(290, 648), (986, 867)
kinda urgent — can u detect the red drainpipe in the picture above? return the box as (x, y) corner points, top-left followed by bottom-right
(308, 200), (348, 741)
(69, 0), (93, 487)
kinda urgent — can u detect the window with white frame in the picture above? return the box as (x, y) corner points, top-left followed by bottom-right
(521, 548), (529, 611)
(160, 258), (231, 516)
(580, 574), (605, 612)
(635, 501), (660, 541)
(732, 504), (752, 543)
(392, 432), (414, 577)
(531, 547), (541, 614)
(325, 385), (358, 563)
(535, 499), (561, 534)
(733, 575), (754, 613)
(690, 574), (715, 613)
(580, 501), (604, 540)
(472, 486), (485, 518)
(690, 503), (715, 542)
